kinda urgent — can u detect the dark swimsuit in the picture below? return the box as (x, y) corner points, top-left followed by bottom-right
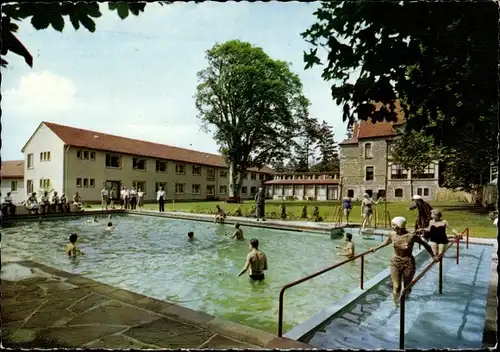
(425, 225), (449, 245)
(249, 273), (265, 281)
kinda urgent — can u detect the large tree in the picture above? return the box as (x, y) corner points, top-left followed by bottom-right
(1, 2), (169, 68)
(311, 120), (340, 173)
(195, 40), (310, 198)
(288, 117), (321, 172)
(302, 1), (498, 192)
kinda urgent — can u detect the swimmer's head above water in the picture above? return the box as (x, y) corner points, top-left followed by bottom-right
(344, 233), (352, 242)
(235, 223), (240, 229)
(69, 233), (78, 244)
(188, 231), (194, 239)
(107, 222), (112, 227)
(249, 238), (259, 249)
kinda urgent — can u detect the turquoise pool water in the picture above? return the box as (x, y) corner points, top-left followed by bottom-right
(1, 215), (393, 333)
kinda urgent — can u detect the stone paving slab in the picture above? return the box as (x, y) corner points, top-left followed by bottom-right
(1, 260), (313, 349)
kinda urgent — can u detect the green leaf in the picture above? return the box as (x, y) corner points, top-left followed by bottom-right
(79, 15), (96, 32)
(108, 3), (117, 11)
(116, 3), (130, 20)
(86, 3), (102, 18)
(69, 12), (80, 30)
(31, 14), (50, 30)
(50, 14), (64, 32)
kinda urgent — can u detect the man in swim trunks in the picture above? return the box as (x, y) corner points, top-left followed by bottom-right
(337, 233), (355, 258)
(238, 238), (268, 281)
(230, 223), (245, 240)
(369, 216), (436, 299)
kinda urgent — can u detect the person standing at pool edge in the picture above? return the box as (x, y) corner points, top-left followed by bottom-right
(157, 187), (165, 212)
(342, 194), (352, 225)
(238, 238), (268, 281)
(254, 187), (266, 221)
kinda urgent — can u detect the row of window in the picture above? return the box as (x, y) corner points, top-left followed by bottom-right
(363, 165), (435, 181)
(346, 187), (430, 198)
(76, 178), (96, 188)
(25, 179), (51, 194)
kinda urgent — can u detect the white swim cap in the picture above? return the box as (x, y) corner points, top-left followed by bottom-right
(412, 195), (423, 200)
(391, 216), (407, 229)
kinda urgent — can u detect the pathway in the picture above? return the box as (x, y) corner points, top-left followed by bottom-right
(1, 259), (312, 349)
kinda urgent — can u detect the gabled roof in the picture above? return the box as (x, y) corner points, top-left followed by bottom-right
(339, 101), (405, 145)
(38, 122), (274, 173)
(1, 160), (24, 179)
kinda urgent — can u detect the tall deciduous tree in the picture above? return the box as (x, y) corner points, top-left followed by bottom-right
(195, 40), (310, 197)
(1, 2), (170, 67)
(391, 130), (443, 195)
(302, 1), (498, 192)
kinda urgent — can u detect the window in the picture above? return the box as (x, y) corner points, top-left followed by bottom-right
(27, 180), (34, 194)
(27, 153), (34, 168)
(192, 184), (201, 194)
(90, 178), (95, 188)
(155, 182), (166, 193)
(414, 164), (435, 179)
(251, 172), (257, 180)
(377, 189), (386, 200)
(347, 189), (354, 198)
(365, 166), (374, 181)
(10, 181), (18, 192)
(220, 185), (227, 194)
(251, 186), (257, 195)
(364, 143), (372, 159)
(90, 152), (96, 160)
(259, 174), (265, 180)
(192, 165), (202, 176)
(175, 183), (185, 194)
(395, 188), (403, 198)
(220, 169), (228, 178)
(156, 160), (167, 172)
(77, 150), (82, 159)
(76, 178), (82, 187)
(83, 150), (89, 160)
(242, 186), (248, 194)
(132, 181), (146, 191)
(206, 185), (215, 196)
(390, 164), (408, 179)
(365, 190), (373, 198)
(206, 168), (215, 181)
(105, 154), (121, 168)
(175, 164), (186, 175)
(424, 188), (429, 196)
(133, 157), (147, 171)
(39, 178), (51, 188)
(417, 188), (430, 197)
(83, 178), (89, 188)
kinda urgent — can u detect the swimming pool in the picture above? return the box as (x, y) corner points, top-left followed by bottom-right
(1, 214), (393, 333)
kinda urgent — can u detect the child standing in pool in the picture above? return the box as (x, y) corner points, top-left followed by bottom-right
(65, 233), (84, 257)
(230, 223), (245, 240)
(337, 233), (355, 258)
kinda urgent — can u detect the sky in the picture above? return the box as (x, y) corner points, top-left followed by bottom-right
(1, 1), (348, 161)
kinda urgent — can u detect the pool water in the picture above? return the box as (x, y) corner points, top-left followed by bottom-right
(1, 215), (393, 333)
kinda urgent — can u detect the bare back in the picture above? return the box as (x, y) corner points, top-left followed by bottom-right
(247, 250), (267, 275)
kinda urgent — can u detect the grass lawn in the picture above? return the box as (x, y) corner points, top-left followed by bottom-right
(90, 200), (497, 239)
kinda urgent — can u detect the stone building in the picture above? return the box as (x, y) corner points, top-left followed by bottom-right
(339, 107), (440, 202)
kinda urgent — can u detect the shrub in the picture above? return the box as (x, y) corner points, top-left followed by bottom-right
(234, 206), (243, 217)
(281, 203), (287, 219)
(301, 205), (308, 219)
(312, 206), (323, 222)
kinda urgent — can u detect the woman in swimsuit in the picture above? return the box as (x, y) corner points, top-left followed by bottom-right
(416, 209), (460, 255)
(342, 195), (352, 224)
(360, 193), (383, 231)
(370, 216), (436, 299)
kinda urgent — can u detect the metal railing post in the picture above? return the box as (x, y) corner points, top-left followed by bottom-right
(360, 255), (365, 290)
(438, 257), (443, 294)
(278, 290), (285, 337)
(466, 228), (469, 249)
(456, 238), (460, 265)
(399, 295), (406, 349)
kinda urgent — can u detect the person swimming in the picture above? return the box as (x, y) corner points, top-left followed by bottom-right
(238, 238), (268, 281)
(230, 223), (245, 240)
(87, 216), (98, 224)
(65, 233), (84, 257)
(188, 231), (196, 241)
(336, 233), (355, 258)
(105, 222), (114, 231)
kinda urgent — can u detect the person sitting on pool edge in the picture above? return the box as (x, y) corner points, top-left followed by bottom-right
(230, 223), (245, 240)
(105, 222), (114, 231)
(214, 205), (226, 224)
(238, 238), (268, 281)
(336, 233), (355, 258)
(65, 233), (84, 257)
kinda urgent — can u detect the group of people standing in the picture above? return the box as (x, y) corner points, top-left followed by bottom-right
(100, 186), (145, 211)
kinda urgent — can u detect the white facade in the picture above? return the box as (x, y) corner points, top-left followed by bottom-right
(1, 177), (24, 203)
(264, 173), (341, 201)
(22, 124), (65, 197)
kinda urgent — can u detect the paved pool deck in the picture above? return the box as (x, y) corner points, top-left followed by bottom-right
(1, 259), (312, 349)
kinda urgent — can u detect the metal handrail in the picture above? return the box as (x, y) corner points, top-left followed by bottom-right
(277, 243), (389, 337)
(398, 228), (468, 349)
